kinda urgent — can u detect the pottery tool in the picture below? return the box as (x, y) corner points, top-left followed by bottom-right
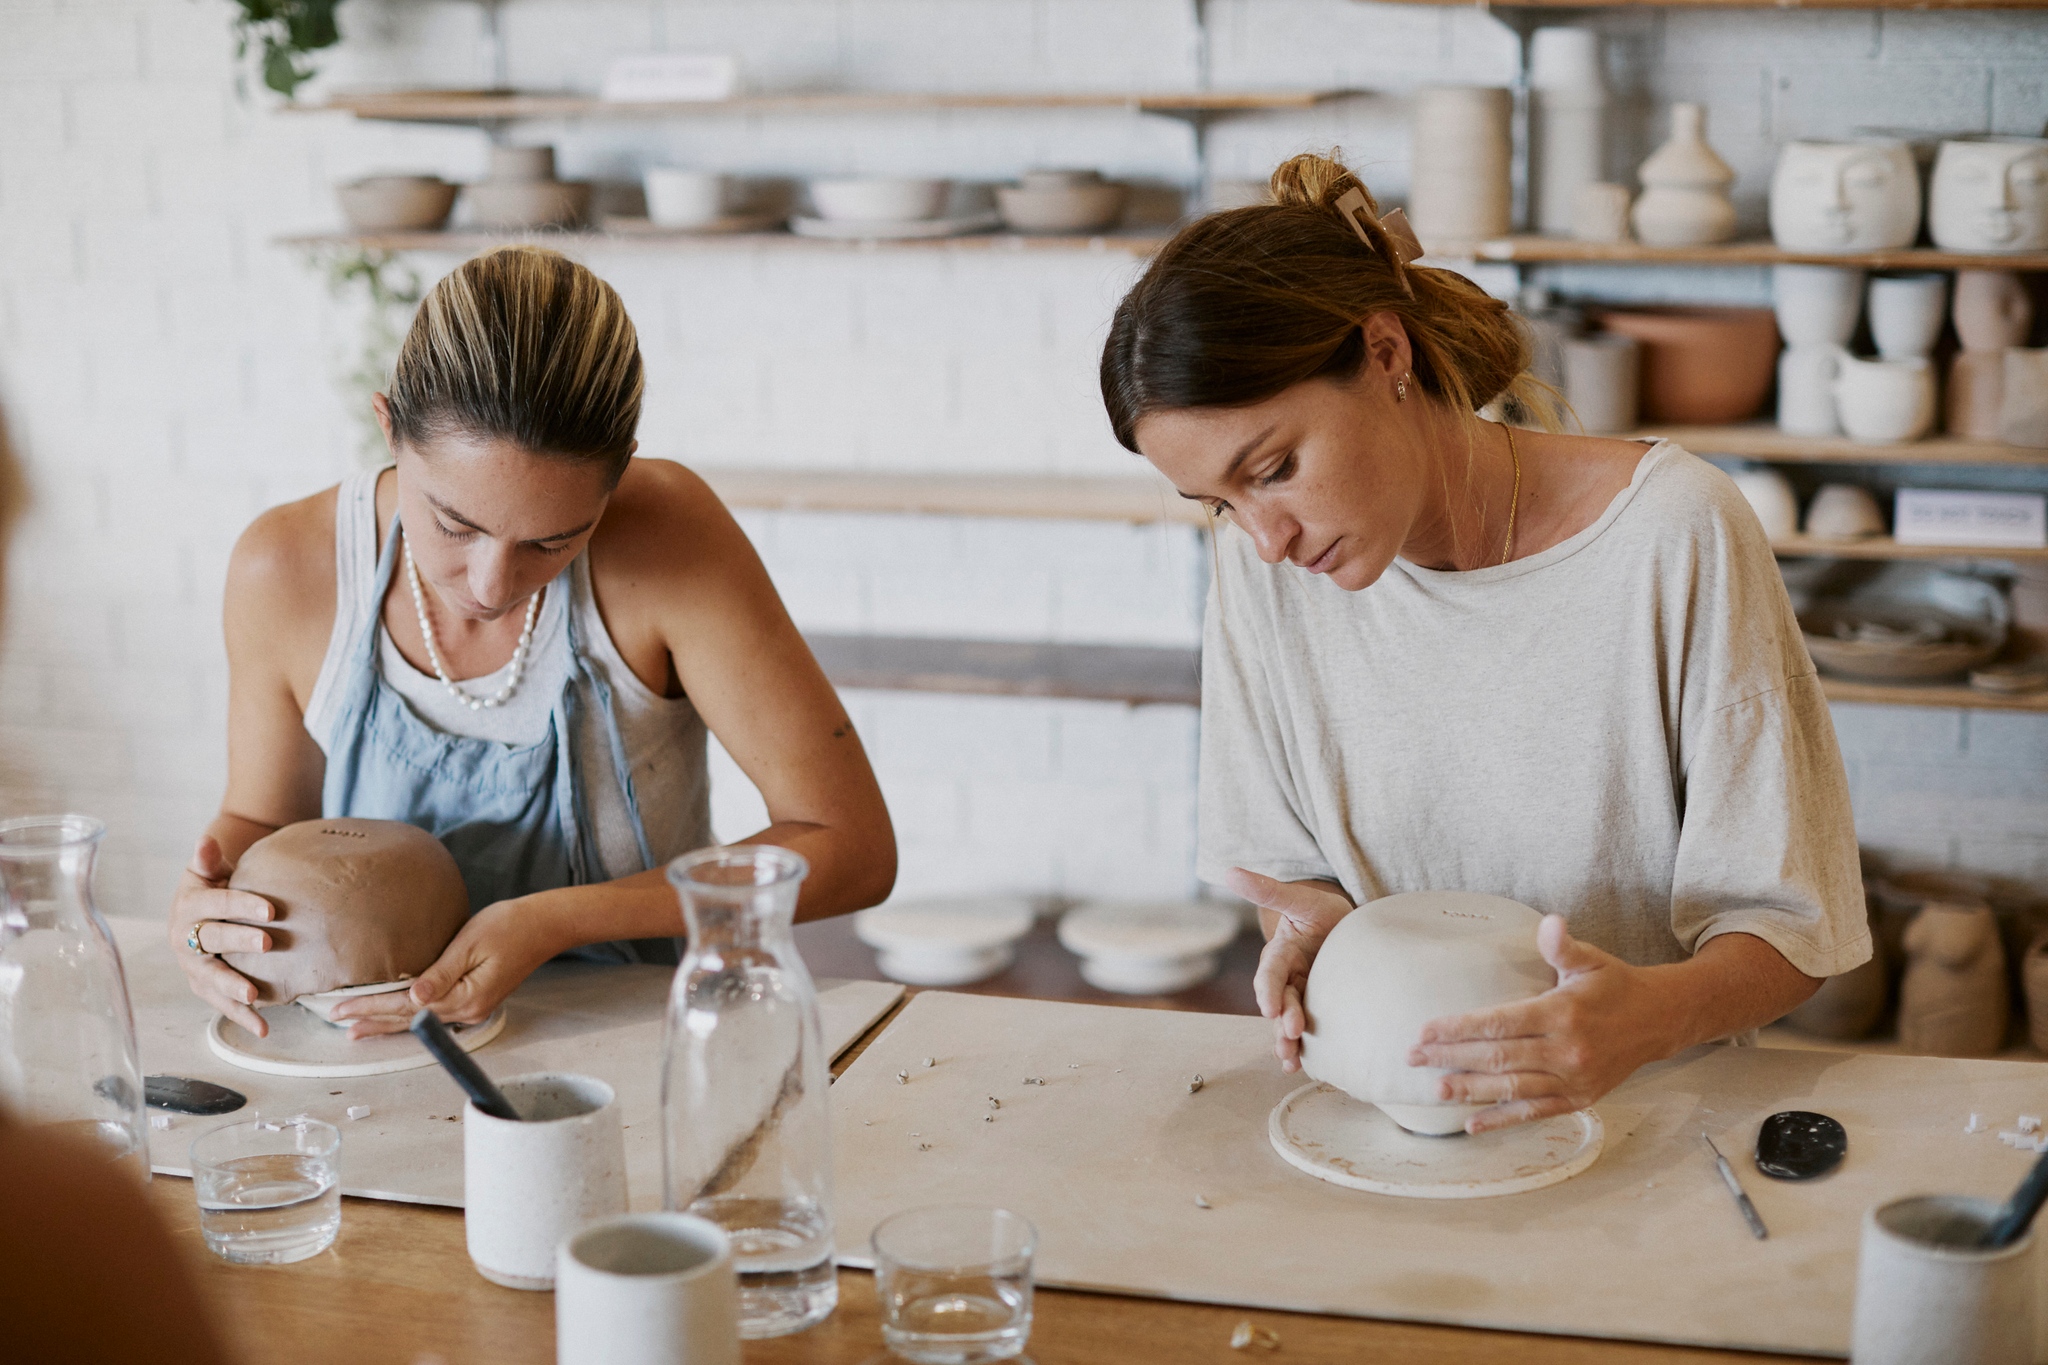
(1754, 1110), (1846, 1180)
(1979, 1143), (2048, 1248)
(1703, 1131), (1768, 1239)
(411, 1008), (520, 1120)
(143, 1074), (246, 1116)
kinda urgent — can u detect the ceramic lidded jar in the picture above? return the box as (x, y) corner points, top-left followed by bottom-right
(1930, 138), (2048, 253)
(1630, 103), (1737, 247)
(1298, 891), (1554, 1136)
(1770, 140), (1922, 252)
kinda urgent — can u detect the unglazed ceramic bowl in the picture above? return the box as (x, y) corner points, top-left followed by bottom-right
(807, 177), (950, 223)
(465, 179), (592, 231)
(1298, 891), (1555, 1136)
(995, 182), (1128, 233)
(336, 175), (458, 232)
(1590, 306), (1779, 424)
(1786, 560), (2009, 683)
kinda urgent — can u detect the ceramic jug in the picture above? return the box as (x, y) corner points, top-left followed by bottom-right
(1834, 353), (1935, 444)
(2002, 348), (2048, 449)
(1779, 344), (1845, 436)
(1773, 264), (1866, 348)
(1770, 140), (1921, 251)
(1631, 103), (1736, 247)
(1409, 86), (1513, 247)
(1930, 138), (2048, 253)
(1868, 273), (1950, 361)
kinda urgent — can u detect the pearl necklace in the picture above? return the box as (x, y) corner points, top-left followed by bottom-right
(402, 538), (542, 711)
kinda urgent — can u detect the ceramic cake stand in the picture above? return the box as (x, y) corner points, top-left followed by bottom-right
(206, 1003), (508, 1079)
(1268, 1082), (1604, 1199)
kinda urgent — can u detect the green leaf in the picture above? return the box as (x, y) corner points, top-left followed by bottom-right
(262, 41), (308, 97)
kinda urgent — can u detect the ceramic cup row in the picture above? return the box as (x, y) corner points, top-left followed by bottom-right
(1770, 136), (2048, 254)
(1772, 265), (1955, 358)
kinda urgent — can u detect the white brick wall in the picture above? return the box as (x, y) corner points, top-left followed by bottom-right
(2, 0), (2045, 922)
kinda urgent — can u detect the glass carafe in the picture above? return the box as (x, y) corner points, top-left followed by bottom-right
(661, 844), (835, 1337)
(0, 814), (147, 1179)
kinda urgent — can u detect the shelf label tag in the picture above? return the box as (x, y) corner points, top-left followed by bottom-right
(1894, 488), (2048, 550)
(601, 54), (742, 103)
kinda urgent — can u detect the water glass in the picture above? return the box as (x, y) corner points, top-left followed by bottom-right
(873, 1206), (1035, 1365)
(191, 1115), (342, 1265)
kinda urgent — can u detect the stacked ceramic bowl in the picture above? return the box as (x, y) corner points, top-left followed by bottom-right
(793, 177), (995, 239)
(995, 169), (1127, 234)
(465, 146), (591, 231)
(336, 175), (458, 232)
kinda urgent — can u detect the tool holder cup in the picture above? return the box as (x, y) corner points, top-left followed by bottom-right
(1852, 1195), (2040, 1365)
(463, 1072), (628, 1289)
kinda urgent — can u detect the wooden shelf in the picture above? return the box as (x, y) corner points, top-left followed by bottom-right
(277, 228), (1171, 255)
(301, 88), (1364, 124)
(1643, 424), (2048, 467)
(1466, 235), (2048, 273)
(805, 634), (1200, 706)
(700, 468), (1205, 527)
(1773, 534), (2048, 560)
(1820, 676), (2048, 712)
(1385, 0), (2041, 8)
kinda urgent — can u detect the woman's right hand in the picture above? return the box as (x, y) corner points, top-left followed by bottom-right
(1226, 867), (1354, 1073)
(168, 837), (276, 1038)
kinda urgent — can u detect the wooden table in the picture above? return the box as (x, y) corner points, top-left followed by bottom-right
(149, 921), (1808, 1364)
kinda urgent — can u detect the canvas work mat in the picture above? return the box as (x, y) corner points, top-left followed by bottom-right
(831, 991), (2048, 1358)
(117, 917), (902, 1208)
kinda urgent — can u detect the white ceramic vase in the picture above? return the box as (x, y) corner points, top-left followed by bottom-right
(1770, 140), (1922, 251)
(1529, 28), (1606, 237)
(1729, 466), (1800, 541)
(1778, 345), (1845, 437)
(1834, 354), (1936, 444)
(1772, 264), (1866, 348)
(1930, 138), (2048, 253)
(1630, 103), (1736, 247)
(1868, 273), (1950, 361)
(1409, 86), (1513, 247)
(1561, 333), (1640, 434)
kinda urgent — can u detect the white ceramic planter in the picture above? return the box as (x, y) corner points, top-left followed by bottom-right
(464, 1073), (628, 1290)
(1770, 140), (1921, 251)
(1570, 182), (1632, 244)
(1772, 264), (1866, 349)
(1868, 273), (1950, 361)
(808, 177), (949, 223)
(1528, 32), (1606, 238)
(1834, 354), (1936, 444)
(1630, 103), (1736, 247)
(1930, 138), (2048, 253)
(557, 1213), (740, 1365)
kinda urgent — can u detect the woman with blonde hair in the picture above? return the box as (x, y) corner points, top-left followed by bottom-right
(1101, 154), (1869, 1131)
(172, 246), (895, 1036)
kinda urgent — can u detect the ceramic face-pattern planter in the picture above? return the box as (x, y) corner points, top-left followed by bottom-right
(1954, 270), (2034, 352)
(1770, 140), (1922, 252)
(1930, 138), (2048, 253)
(1299, 891), (1554, 1136)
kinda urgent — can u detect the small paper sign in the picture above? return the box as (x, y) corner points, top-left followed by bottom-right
(1893, 488), (2048, 549)
(600, 53), (742, 103)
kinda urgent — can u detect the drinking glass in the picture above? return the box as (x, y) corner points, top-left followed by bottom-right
(191, 1115), (342, 1264)
(873, 1206), (1036, 1365)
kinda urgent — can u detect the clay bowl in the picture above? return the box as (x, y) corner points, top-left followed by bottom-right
(1786, 560), (2009, 683)
(337, 175), (458, 232)
(465, 179), (592, 231)
(1589, 306), (1780, 424)
(995, 182), (1128, 233)
(808, 177), (950, 223)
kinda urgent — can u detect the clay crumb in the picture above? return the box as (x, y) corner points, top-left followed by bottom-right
(1230, 1321), (1279, 1351)
(1023, 1076), (1045, 1086)
(2022, 1115), (2041, 1134)
(149, 1113), (172, 1131)
(863, 1119), (872, 1126)
(987, 1096), (1001, 1109)
(2001, 1131), (2031, 1148)
(1188, 1075), (1206, 1095)
(328, 1090), (343, 1096)
(346, 1105), (372, 1121)
(1967, 1113), (1988, 1134)
(984, 1114), (995, 1123)
(896, 1070), (909, 1085)
(1194, 1194), (1212, 1209)
(918, 1143), (932, 1152)
(1068, 1063), (1080, 1069)
(922, 1057), (935, 1068)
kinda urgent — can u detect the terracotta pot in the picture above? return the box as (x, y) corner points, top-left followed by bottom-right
(1589, 306), (1778, 423)
(1898, 902), (2008, 1057)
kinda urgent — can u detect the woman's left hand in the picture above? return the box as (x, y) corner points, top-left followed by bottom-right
(1405, 914), (1671, 1133)
(329, 900), (558, 1039)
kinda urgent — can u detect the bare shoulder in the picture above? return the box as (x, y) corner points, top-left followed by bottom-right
(224, 487), (339, 677)
(589, 457), (751, 582)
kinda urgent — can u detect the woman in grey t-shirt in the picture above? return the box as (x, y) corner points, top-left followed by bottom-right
(1099, 154), (1869, 1133)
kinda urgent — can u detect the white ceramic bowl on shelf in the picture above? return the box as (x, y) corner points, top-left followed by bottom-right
(807, 177), (950, 223)
(854, 898), (1035, 986)
(995, 182), (1128, 233)
(1056, 900), (1240, 994)
(336, 175), (458, 232)
(465, 179), (592, 230)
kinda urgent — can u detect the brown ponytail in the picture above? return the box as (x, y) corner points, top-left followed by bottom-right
(1100, 152), (1554, 451)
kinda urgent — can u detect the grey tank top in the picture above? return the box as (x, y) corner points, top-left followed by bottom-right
(305, 467), (715, 882)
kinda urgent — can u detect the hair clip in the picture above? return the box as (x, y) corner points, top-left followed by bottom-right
(1334, 188), (1424, 268)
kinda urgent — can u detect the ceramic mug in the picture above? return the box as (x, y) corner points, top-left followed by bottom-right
(1930, 138), (2048, 253)
(464, 1073), (628, 1290)
(1769, 140), (1921, 252)
(1773, 264), (1866, 349)
(1778, 344), (1843, 437)
(1869, 273), (1950, 361)
(1834, 353), (1935, 444)
(1851, 1195), (2034, 1365)
(1561, 333), (1639, 435)
(645, 169), (731, 228)
(557, 1213), (740, 1365)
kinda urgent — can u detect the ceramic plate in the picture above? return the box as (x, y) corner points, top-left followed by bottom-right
(599, 211), (787, 236)
(206, 1004), (507, 1079)
(1268, 1081), (1603, 1199)
(789, 212), (1000, 240)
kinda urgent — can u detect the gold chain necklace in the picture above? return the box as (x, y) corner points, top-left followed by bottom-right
(1500, 424), (1522, 566)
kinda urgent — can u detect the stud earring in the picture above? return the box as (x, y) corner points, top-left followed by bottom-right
(1396, 374), (1408, 402)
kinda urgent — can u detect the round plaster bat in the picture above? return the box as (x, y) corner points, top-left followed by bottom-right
(854, 898), (1034, 986)
(1931, 138), (2048, 254)
(1056, 900), (1241, 994)
(220, 819), (470, 1007)
(1298, 891), (1553, 1136)
(1769, 140), (1921, 252)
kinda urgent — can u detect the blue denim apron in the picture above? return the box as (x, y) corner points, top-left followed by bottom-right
(320, 518), (670, 965)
